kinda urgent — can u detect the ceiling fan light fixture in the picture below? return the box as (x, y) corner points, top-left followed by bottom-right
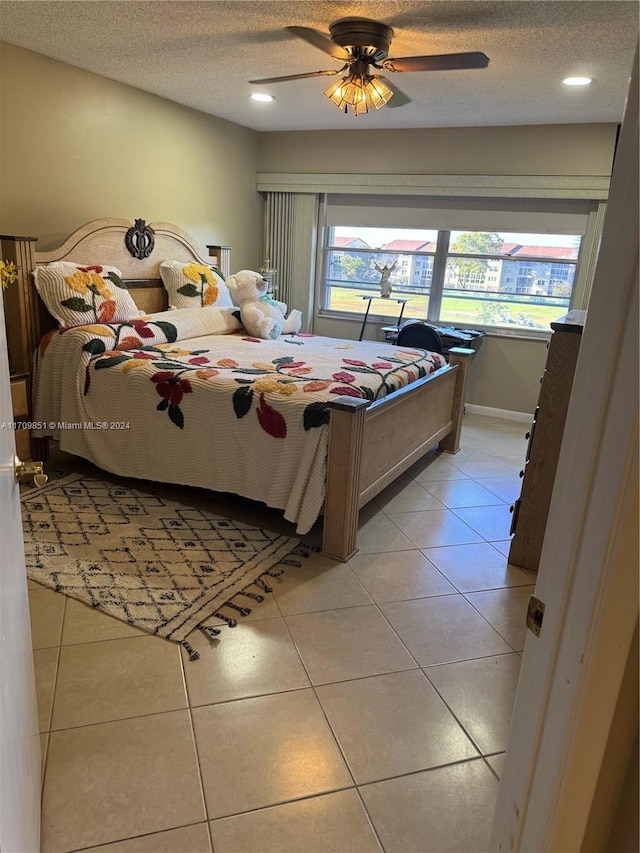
(251, 92), (274, 102)
(324, 73), (393, 115)
(563, 76), (592, 86)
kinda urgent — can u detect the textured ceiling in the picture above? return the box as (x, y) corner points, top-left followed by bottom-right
(0, 1), (637, 131)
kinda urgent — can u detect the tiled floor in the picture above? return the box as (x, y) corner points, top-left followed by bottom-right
(30, 414), (536, 853)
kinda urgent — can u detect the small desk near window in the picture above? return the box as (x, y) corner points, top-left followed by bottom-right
(359, 295), (409, 342)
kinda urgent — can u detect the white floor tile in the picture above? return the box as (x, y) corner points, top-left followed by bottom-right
(192, 690), (351, 819)
(380, 595), (512, 666)
(388, 509), (484, 549)
(425, 653), (522, 754)
(422, 542), (531, 592)
(348, 550), (456, 603)
(465, 585), (535, 651)
(285, 606), (417, 684)
(453, 504), (514, 541)
(209, 790), (381, 853)
(360, 759), (499, 853)
(316, 670), (477, 784)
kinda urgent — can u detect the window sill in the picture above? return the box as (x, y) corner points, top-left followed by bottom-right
(316, 310), (552, 342)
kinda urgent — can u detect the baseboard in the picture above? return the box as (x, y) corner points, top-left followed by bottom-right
(465, 404), (533, 423)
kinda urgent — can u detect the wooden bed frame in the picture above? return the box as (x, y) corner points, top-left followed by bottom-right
(1, 218), (473, 562)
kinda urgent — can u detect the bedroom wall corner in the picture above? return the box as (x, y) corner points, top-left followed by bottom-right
(465, 335), (548, 414)
(0, 42), (262, 269)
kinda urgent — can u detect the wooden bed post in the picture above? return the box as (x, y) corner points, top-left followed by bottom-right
(322, 396), (369, 562)
(0, 234), (49, 460)
(439, 347), (475, 454)
(1, 234), (39, 378)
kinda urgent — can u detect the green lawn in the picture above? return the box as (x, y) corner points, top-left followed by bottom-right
(327, 288), (568, 331)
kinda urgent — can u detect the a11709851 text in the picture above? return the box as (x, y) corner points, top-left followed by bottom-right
(1, 421), (130, 431)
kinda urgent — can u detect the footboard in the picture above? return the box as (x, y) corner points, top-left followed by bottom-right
(322, 347), (474, 561)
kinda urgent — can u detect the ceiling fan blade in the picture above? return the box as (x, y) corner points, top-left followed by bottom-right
(384, 52), (490, 73)
(377, 76), (412, 109)
(249, 69), (342, 85)
(286, 26), (348, 60)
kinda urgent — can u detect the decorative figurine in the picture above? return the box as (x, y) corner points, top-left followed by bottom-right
(375, 261), (396, 297)
(259, 258), (277, 295)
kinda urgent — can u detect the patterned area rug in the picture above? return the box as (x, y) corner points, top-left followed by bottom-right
(22, 474), (299, 659)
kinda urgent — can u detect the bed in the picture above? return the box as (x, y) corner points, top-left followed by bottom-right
(9, 217), (474, 561)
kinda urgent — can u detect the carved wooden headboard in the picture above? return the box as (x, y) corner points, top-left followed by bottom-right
(1, 217), (231, 378)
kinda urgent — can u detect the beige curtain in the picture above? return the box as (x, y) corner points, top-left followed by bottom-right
(262, 192), (318, 330)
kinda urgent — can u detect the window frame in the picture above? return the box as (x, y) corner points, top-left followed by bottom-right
(319, 225), (583, 338)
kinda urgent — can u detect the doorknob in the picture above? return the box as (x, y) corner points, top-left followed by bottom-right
(14, 456), (48, 487)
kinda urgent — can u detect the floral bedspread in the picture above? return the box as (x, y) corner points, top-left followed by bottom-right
(33, 306), (446, 533)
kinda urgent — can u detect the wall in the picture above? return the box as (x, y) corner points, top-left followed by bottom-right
(258, 123), (616, 414)
(0, 43), (262, 268)
(257, 124), (617, 177)
(605, 732), (639, 853)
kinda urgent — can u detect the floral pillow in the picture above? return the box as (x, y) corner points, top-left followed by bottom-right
(159, 261), (233, 309)
(34, 262), (142, 328)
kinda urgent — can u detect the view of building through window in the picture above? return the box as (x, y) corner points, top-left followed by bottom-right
(323, 226), (582, 331)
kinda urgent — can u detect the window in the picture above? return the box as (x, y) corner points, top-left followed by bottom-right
(324, 227), (438, 321)
(321, 226), (582, 332)
(441, 232), (579, 329)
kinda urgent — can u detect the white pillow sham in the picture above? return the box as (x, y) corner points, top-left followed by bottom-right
(159, 261), (233, 309)
(34, 261), (141, 327)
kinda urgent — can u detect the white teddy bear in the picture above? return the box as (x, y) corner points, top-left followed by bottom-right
(226, 269), (302, 339)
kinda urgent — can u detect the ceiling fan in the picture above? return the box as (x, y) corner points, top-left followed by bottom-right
(249, 18), (489, 115)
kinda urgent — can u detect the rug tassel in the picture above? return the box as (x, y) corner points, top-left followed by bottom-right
(181, 640), (200, 661)
(264, 568), (284, 578)
(240, 590), (265, 603)
(213, 611), (237, 628)
(225, 601), (251, 617)
(199, 625), (221, 640)
(293, 545), (320, 558)
(255, 577), (273, 593)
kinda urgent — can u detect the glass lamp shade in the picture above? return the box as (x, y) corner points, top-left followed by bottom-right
(325, 73), (393, 114)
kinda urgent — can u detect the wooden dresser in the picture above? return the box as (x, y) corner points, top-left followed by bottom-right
(509, 311), (586, 572)
(10, 373), (32, 460)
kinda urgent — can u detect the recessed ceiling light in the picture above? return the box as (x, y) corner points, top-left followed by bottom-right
(563, 76), (592, 86)
(251, 93), (274, 102)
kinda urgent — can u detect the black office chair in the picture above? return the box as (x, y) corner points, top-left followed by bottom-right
(396, 320), (443, 353)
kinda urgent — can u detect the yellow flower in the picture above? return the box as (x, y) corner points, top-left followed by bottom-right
(81, 325), (116, 338)
(0, 260), (19, 290)
(254, 377), (281, 393)
(90, 272), (112, 299)
(254, 377), (297, 395)
(65, 270), (112, 299)
(65, 271), (90, 295)
(183, 263), (215, 286)
(158, 345), (192, 357)
(394, 349), (422, 361)
(252, 362), (276, 371)
(122, 359), (151, 373)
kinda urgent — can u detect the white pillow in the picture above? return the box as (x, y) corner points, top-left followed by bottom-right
(34, 262), (141, 328)
(159, 261), (233, 309)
